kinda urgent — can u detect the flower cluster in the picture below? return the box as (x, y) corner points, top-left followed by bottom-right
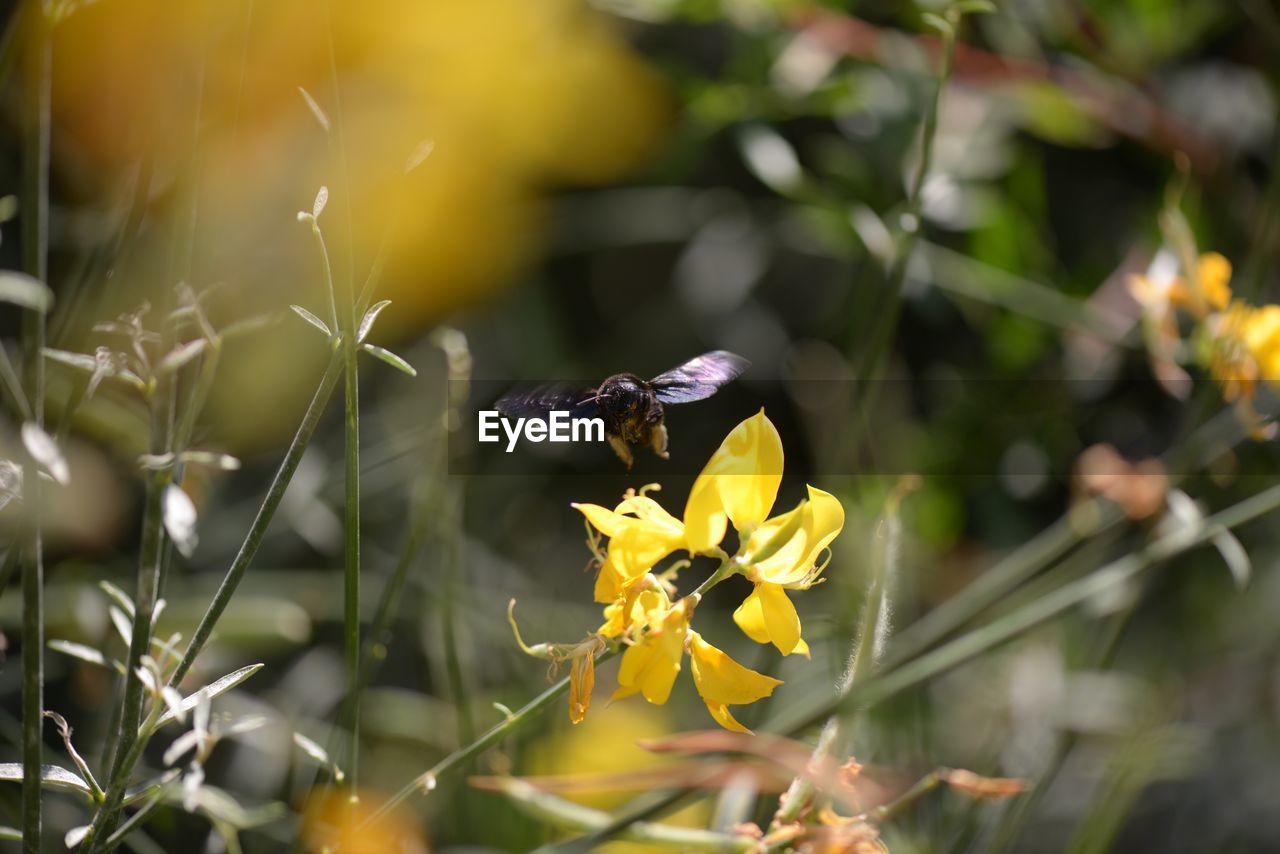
(1130, 250), (1280, 437)
(539, 410), (844, 732)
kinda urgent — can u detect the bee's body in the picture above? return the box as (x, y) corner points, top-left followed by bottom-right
(496, 351), (748, 468)
(595, 373), (669, 468)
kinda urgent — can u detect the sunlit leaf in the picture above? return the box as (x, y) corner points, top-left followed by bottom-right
(99, 580), (135, 618)
(65, 826), (89, 848)
(0, 271), (53, 313)
(362, 343), (417, 377)
(290, 304), (331, 336)
(357, 300), (392, 343)
(48, 640), (125, 674)
(297, 86), (331, 132)
(313, 186), (329, 219)
(157, 339), (209, 375)
(157, 664), (265, 728)
(21, 422), (68, 485)
(0, 764), (92, 799)
(1212, 528), (1251, 589)
(163, 485), (199, 558)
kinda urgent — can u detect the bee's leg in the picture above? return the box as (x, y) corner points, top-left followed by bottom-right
(650, 422), (669, 460)
(607, 434), (634, 469)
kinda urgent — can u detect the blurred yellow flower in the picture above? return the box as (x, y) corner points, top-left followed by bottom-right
(688, 632), (782, 732)
(1210, 300), (1280, 401)
(1129, 251), (1232, 317)
(44, 0), (669, 449)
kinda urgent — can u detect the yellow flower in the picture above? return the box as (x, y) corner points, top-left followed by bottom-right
(613, 596), (690, 705)
(688, 632), (781, 732)
(575, 492), (685, 603)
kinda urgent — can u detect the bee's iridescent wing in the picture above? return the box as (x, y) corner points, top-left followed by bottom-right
(648, 351), (750, 404)
(495, 383), (599, 420)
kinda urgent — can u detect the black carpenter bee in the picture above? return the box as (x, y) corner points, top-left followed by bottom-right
(495, 351), (750, 468)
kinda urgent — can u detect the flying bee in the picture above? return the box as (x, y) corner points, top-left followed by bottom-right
(495, 350), (750, 468)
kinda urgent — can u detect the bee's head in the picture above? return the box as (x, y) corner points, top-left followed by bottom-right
(595, 374), (648, 414)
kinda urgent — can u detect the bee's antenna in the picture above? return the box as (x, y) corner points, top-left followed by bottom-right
(577, 393), (609, 406)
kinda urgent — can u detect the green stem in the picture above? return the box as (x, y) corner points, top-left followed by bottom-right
(771, 499), (900, 828)
(89, 385), (170, 851)
(847, 7), (960, 442)
(786, 481), (1280, 736)
(20, 6), (50, 849)
(440, 490), (474, 745)
(363, 648), (619, 830)
(82, 353), (343, 847)
(499, 779), (751, 853)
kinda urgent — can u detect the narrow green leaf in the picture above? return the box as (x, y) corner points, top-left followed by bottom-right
(43, 348), (96, 372)
(0, 764), (92, 799)
(921, 11), (952, 34)
(1211, 528), (1251, 589)
(297, 86), (331, 132)
(156, 664), (265, 728)
(98, 580), (135, 617)
(289, 304), (331, 336)
(0, 271), (53, 313)
(157, 338), (209, 375)
(362, 343), (417, 377)
(954, 0), (996, 14)
(48, 640), (125, 674)
(0, 826), (19, 841)
(357, 299), (392, 343)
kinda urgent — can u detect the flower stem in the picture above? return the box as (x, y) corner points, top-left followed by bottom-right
(771, 489), (902, 828)
(20, 6), (50, 849)
(363, 647), (619, 830)
(82, 353), (343, 847)
(782, 481), (1280, 736)
(498, 778), (752, 853)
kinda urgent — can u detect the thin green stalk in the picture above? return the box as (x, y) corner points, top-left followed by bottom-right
(847, 6), (961, 447)
(499, 779), (751, 853)
(363, 647), (619, 830)
(771, 495), (902, 828)
(788, 481), (1280, 735)
(854, 10), (958, 360)
(339, 329), (360, 790)
(92, 385), (170, 849)
(441, 491), (474, 745)
(82, 353), (342, 846)
(20, 5), (50, 849)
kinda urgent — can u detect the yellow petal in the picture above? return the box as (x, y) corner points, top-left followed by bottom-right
(609, 524), (682, 577)
(615, 494), (684, 536)
(748, 486), (845, 586)
(684, 410), (783, 546)
(613, 599), (688, 705)
(732, 585), (771, 646)
(682, 472), (728, 554)
(703, 701), (750, 733)
(593, 554), (630, 604)
(689, 633), (782, 705)
(1197, 252), (1233, 311)
(758, 582), (803, 655)
(573, 502), (628, 537)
